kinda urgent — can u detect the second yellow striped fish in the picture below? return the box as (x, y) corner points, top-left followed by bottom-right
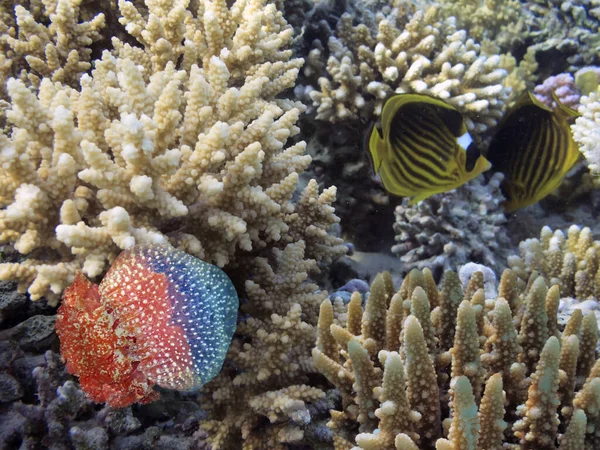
(486, 92), (580, 212)
(367, 94), (492, 204)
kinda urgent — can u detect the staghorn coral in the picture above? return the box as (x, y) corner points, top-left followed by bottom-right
(305, 2), (512, 142)
(0, 0), (346, 305)
(0, 0), (106, 100)
(508, 224), (600, 300)
(313, 265), (600, 449)
(391, 172), (509, 277)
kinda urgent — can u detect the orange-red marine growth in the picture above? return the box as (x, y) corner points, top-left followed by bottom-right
(55, 244), (238, 408)
(56, 271), (159, 407)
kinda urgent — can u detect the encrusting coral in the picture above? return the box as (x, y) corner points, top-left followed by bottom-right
(313, 263), (600, 449)
(0, 0), (346, 305)
(305, 2), (512, 142)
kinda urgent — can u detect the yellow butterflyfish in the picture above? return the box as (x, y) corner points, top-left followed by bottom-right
(486, 91), (580, 213)
(367, 94), (492, 204)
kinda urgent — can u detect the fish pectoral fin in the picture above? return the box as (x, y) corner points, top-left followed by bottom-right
(367, 123), (386, 172)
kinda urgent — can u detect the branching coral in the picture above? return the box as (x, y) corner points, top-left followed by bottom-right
(198, 241), (331, 449)
(313, 265), (600, 449)
(305, 2), (512, 141)
(572, 87), (600, 181)
(0, 0), (105, 99)
(0, 0), (346, 304)
(534, 73), (582, 109)
(524, 0), (600, 73)
(391, 172), (509, 277)
(508, 225), (600, 299)
(436, 0), (525, 50)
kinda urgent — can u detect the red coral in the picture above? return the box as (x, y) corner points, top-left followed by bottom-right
(55, 272), (159, 407)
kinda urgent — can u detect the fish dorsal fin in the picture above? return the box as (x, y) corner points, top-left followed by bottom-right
(382, 93), (433, 118)
(495, 92), (552, 134)
(518, 91), (554, 112)
(385, 93), (466, 137)
(551, 92), (581, 119)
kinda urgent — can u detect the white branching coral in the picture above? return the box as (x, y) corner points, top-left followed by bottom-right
(572, 87), (600, 181)
(0, 0), (105, 98)
(306, 4), (511, 140)
(0, 0), (346, 304)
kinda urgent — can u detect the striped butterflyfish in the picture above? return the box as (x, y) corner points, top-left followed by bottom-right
(367, 94), (492, 204)
(486, 91), (580, 213)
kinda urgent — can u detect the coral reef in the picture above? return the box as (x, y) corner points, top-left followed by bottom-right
(0, 0), (346, 304)
(305, 2), (512, 142)
(391, 172), (509, 277)
(1, 243), (337, 449)
(0, 1), (348, 447)
(436, 0), (525, 50)
(2, 0), (600, 449)
(509, 224), (600, 299)
(313, 266), (600, 449)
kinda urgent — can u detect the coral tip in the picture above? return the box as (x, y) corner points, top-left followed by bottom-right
(55, 244), (238, 408)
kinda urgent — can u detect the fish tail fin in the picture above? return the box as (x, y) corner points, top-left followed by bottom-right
(367, 122), (386, 172)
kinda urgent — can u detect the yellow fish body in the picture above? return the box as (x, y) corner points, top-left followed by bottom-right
(487, 92), (580, 213)
(367, 94), (492, 204)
